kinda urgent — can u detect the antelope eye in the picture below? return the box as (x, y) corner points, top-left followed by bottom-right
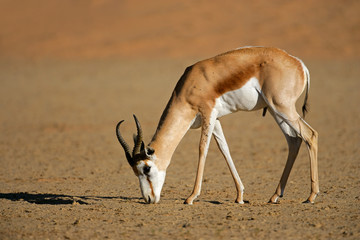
(143, 165), (151, 175)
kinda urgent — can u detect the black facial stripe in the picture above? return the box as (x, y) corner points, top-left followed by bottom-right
(143, 165), (151, 175)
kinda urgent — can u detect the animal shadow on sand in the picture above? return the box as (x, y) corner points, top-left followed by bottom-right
(0, 192), (142, 205)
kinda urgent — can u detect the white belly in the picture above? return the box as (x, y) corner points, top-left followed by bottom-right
(214, 77), (266, 118)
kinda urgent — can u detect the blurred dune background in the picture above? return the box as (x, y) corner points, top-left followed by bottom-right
(0, 0), (359, 60)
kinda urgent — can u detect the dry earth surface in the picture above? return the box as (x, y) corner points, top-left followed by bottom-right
(0, 0), (359, 239)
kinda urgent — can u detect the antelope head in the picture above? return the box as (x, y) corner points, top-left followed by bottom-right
(116, 115), (165, 204)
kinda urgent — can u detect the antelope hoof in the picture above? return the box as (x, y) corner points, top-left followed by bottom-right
(268, 194), (280, 204)
(304, 192), (319, 204)
(184, 196), (196, 205)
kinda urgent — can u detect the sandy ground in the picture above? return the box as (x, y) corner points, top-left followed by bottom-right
(0, 0), (359, 239)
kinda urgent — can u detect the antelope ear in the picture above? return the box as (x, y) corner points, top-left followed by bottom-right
(133, 135), (146, 155)
(145, 147), (155, 157)
(140, 141), (145, 151)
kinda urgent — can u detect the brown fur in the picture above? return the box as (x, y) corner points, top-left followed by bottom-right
(151, 47), (307, 169)
(145, 47), (318, 204)
(178, 47), (305, 112)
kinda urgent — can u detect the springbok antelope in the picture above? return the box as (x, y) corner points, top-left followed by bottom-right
(116, 47), (319, 204)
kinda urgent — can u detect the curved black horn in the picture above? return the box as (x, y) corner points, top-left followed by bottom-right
(132, 114), (143, 156)
(116, 120), (133, 165)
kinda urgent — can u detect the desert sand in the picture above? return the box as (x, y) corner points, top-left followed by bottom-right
(0, 0), (359, 239)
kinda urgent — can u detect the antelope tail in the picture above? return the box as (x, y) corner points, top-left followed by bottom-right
(302, 65), (310, 118)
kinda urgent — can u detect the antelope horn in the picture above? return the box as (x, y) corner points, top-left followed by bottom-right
(116, 120), (133, 165)
(132, 114), (143, 156)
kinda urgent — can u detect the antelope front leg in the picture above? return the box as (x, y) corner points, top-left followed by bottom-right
(184, 152), (207, 204)
(213, 120), (244, 204)
(185, 112), (216, 204)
